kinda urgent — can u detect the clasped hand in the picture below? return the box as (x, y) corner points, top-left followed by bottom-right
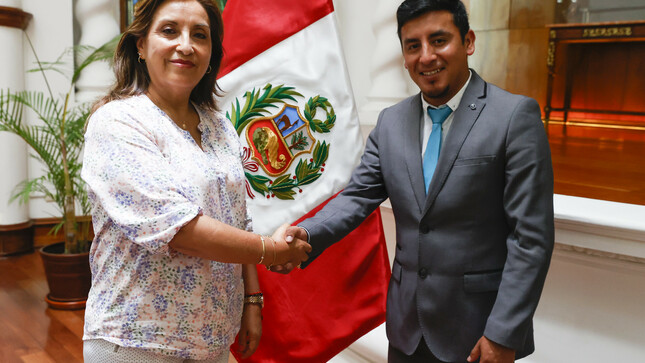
(267, 225), (309, 274)
(266, 224), (311, 269)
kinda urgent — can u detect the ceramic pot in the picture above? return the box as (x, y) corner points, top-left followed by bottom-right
(39, 242), (91, 310)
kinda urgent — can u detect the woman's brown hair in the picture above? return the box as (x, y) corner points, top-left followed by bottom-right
(93, 0), (224, 113)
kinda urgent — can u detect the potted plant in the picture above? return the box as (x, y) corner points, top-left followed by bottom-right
(0, 34), (117, 309)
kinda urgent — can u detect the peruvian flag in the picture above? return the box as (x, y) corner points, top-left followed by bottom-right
(217, 0), (390, 362)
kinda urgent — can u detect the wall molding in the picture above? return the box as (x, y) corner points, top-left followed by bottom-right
(554, 243), (645, 271)
(0, 217), (94, 255)
(0, 6), (33, 30)
(33, 217), (64, 247)
(0, 220), (33, 256)
(33, 216), (94, 248)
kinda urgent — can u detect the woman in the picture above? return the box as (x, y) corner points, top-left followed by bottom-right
(81, 0), (311, 362)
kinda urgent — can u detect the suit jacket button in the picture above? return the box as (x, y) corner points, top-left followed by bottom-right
(418, 268), (428, 279)
(420, 226), (431, 234)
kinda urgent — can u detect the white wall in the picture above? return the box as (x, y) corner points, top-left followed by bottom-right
(0, 0), (29, 225)
(586, 0), (645, 22)
(524, 248), (645, 363)
(18, 0), (118, 219)
(21, 0), (75, 219)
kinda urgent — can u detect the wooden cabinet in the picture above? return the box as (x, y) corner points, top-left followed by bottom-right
(544, 21), (645, 130)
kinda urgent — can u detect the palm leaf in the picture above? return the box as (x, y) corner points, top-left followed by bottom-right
(72, 34), (120, 84)
(0, 35), (116, 253)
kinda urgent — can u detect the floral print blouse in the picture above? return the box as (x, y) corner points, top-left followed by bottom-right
(81, 95), (251, 360)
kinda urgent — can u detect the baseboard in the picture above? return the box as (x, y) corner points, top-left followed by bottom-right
(0, 220), (34, 256)
(32, 216), (94, 248)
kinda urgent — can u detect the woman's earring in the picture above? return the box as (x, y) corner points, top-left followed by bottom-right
(206, 65), (212, 74)
(138, 52), (144, 64)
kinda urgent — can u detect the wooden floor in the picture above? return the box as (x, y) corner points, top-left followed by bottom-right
(0, 253), (249, 363)
(0, 251), (85, 363)
(0, 121), (643, 363)
(548, 121), (645, 206)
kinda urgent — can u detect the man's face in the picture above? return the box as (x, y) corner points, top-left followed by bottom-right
(401, 10), (475, 106)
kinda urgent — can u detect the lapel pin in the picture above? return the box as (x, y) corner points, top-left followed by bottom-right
(469, 103), (476, 110)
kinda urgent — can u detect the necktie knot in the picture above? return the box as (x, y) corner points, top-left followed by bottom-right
(427, 106), (452, 125)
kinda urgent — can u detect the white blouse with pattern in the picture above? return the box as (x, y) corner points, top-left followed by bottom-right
(81, 94), (251, 360)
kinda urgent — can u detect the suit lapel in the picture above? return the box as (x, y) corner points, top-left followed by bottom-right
(402, 95), (427, 213)
(423, 71), (487, 215)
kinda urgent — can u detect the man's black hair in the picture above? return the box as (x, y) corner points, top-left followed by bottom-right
(396, 0), (470, 42)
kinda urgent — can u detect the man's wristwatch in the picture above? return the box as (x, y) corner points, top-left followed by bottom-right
(244, 293), (264, 308)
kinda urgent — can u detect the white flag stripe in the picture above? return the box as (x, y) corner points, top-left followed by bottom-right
(218, 13), (363, 235)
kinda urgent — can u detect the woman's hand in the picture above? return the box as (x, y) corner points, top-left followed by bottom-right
(268, 224), (311, 267)
(270, 226), (310, 273)
(236, 303), (262, 359)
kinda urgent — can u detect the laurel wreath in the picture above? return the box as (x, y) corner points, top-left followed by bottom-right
(304, 95), (336, 133)
(226, 84), (335, 200)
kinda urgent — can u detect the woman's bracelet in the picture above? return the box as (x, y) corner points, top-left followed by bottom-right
(243, 292), (264, 308)
(266, 237), (277, 270)
(258, 235), (266, 265)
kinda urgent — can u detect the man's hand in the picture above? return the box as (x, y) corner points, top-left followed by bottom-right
(270, 226), (309, 274)
(467, 336), (515, 363)
(266, 224), (311, 271)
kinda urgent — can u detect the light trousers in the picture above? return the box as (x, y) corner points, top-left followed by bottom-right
(83, 339), (229, 363)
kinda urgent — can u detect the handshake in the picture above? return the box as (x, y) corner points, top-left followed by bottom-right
(263, 224), (310, 274)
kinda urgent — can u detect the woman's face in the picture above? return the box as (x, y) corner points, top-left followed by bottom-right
(137, 0), (212, 98)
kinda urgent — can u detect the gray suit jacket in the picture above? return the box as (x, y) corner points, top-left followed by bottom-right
(299, 71), (554, 362)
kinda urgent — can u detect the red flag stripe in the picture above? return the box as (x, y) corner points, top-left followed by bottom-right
(231, 193), (390, 362)
(219, 0), (334, 78)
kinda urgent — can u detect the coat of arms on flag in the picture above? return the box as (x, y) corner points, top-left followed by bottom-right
(226, 84), (335, 200)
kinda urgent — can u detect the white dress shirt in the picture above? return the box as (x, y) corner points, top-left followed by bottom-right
(421, 70), (473, 157)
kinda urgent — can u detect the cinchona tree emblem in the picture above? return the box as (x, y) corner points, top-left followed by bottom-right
(227, 84), (335, 200)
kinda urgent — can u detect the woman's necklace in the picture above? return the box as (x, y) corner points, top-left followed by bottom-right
(147, 93), (190, 130)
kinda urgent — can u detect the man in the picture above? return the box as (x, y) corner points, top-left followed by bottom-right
(280, 1), (554, 362)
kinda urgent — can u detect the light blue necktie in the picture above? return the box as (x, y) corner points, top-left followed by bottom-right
(423, 106), (452, 193)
